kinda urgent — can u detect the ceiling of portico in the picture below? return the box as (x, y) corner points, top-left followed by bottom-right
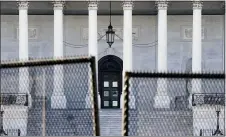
(1, 1), (225, 15)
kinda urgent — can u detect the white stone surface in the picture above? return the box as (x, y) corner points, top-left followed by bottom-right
(2, 106), (28, 136)
(87, 1), (99, 109)
(1, 15), (223, 70)
(51, 2), (67, 109)
(51, 65), (67, 109)
(122, 1), (135, 109)
(51, 95), (67, 109)
(17, 3), (30, 136)
(154, 1), (170, 109)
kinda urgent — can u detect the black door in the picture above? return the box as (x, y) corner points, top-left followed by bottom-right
(98, 55), (123, 109)
(101, 72), (121, 108)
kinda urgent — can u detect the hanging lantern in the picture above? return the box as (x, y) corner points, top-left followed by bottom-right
(105, 1), (115, 48)
(106, 24), (115, 48)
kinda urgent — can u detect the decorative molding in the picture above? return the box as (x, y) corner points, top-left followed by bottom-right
(53, 0), (65, 10)
(15, 27), (39, 40)
(181, 26), (205, 40)
(81, 26), (140, 41)
(88, 1), (98, 10)
(155, 0), (168, 10)
(17, 1), (29, 10)
(98, 48), (123, 60)
(122, 1), (134, 10)
(192, 1), (203, 10)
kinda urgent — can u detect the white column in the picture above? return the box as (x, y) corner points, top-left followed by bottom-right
(224, 1), (226, 134)
(154, 0), (170, 109)
(88, 1), (98, 57)
(19, 1), (28, 60)
(54, 1), (64, 58)
(19, 1), (29, 96)
(18, 0), (29, 134)
(122, 1), (135, 109)
(4, 1), (30, 136)
(86, 1), (101, 109)
(190, 0), (203, 108)
(51, 0), (66, 109)
(192, 1), (202, 73)
(191, 1), (203, 135)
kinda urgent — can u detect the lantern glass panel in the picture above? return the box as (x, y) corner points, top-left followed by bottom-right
(106, 32), (109, 43)
(109, 33), (112, 43)
(111, 33), (115, 42)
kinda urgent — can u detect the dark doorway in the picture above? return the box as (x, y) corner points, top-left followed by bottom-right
(98, 55), (123, 109)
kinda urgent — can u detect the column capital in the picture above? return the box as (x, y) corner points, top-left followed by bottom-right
(53, 0), (65, 10)
(155, 0), (168, 10)
(122, 1), (134, 10)
(17, 1), (29, 10)
(88, 1), (99, 10)
(192, 0), (203, 10)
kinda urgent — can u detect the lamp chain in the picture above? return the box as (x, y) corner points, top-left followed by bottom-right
(110, 1), (111, 25)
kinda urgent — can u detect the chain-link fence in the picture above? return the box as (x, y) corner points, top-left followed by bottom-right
(0, 56), (100, 136)
(122, 72), (225, 136)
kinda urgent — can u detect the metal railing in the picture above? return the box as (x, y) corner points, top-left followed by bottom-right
(200, 129), (225, 136)
(4, 129), (21, 136)
(192, 93), (225, 106)
(0, 93), (28, 106)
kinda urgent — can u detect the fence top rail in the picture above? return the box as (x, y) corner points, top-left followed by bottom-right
(125, 71), (225, 79)
(0, 56), (95, 68)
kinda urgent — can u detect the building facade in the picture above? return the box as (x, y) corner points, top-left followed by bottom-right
(1, 0), (225, 136)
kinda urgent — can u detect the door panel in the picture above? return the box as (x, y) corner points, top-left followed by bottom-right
(101, 72), (121, 108)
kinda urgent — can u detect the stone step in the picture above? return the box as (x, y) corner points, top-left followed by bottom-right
(99, 109), (122, 136)
(27, 106), (193, 136)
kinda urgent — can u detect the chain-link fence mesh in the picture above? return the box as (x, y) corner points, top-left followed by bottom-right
(0, 56), (99, 136)
(122, 72), (225, 136)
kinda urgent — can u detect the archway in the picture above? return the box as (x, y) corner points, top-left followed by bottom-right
(98, 55), (123, 109)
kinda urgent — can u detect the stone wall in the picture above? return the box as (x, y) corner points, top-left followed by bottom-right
(1, 15), (224, 71)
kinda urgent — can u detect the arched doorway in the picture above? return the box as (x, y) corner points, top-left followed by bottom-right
(98, 55), (123, 109)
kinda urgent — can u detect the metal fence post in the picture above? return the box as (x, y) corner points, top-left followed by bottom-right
(90, 56), (100, 136)
(122, 72), (130, 136)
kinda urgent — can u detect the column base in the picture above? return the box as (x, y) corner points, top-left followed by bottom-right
(51, 95), (67, 109)
(154, 95), (171, 109)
